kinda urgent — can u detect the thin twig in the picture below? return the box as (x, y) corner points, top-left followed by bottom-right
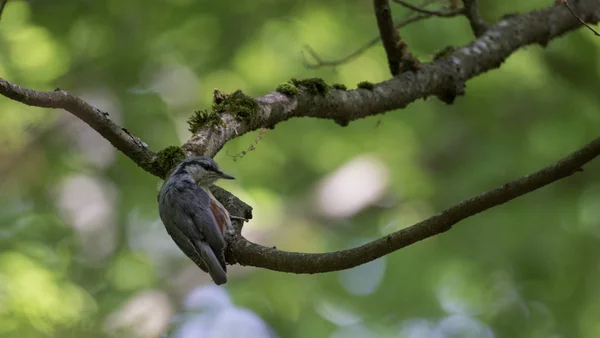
(303, 14), (430, 69)
(303, 0), (464, 69)
(392, 0), (465, 17)
(558, 0), (600, 36)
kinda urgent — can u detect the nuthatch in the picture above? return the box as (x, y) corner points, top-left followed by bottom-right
(158, 156), (242, 285)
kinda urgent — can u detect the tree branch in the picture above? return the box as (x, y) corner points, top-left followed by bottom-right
(229, 135), (600, 273)
(0, 0), (599, 275)
(303, 14), (433, 69)
(373, 0), (420, 75)
(392, 0), (465, 17)
(559, 0), (600, 36)
(462, 0), (487, 36)
(303, 0), (464, 69)
(0, 79), (160, 176)
(184, 0), (599, 157)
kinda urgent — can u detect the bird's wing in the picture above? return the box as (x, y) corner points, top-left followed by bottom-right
(164, 222), (210, 273)
(180, 186), (226, 252)
(159, 181), (227, 284)
(179, 185), (227, 283)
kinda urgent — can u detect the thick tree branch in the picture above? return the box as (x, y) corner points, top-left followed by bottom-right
(0, 79), (160, 176)
(184, 0), (599, 157)
(462, 0), (487, 36)
(229, 135), (600, 273)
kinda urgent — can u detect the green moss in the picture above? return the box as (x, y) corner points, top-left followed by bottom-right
(357, 81), (375, 90)
(213, 90), (259, 122)
(275, 82), (299, 96)
(332, 83), (347, 91)
(187, 109), (225, 133)
(154, 146), (186, 178)
(291, 77), (329, 95)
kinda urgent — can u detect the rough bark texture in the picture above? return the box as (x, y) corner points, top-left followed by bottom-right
(183, 0), (600, 157)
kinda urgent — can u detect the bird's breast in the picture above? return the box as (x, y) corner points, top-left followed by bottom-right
(209, 198), (230, 233)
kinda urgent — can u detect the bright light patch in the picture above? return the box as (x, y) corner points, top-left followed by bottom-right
(0, 252), (95, 333)
(104, 290), (173, 338)
(314, 300), (362, 326)
(150, 63), (201, 108)
(316, 155), (389, 219)
(56, 174), (117, 262)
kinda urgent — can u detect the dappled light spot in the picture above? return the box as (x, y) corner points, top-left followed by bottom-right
(435, 262), (489, 316)
(435, 263), (529, 324)
(398, 318), (437, 338)
(314, 299), (362, 326)
(147, 63), (201, 108)
(65, 88), (121, 169)
(576, 184), (600, 236)
(109, 251), (156, 291)
(0, 100), (52, 153)
(170, 285), (273, 338)
(240, 187), (283, 232)
(0, 251), (96, 334)
(331, 323), (377, 338)
(316, 154), (389, 219)
(68, 19), (115, 59)
(55, 174), (117, 262)
(184, 284), (232, 311)
(6, 26), (70, 83)
(434, 314), (494, 338)
(104, 290), (173, 338)
(339, 240), (386, 295)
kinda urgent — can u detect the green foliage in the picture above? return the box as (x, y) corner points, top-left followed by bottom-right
(1, 1), (599, 338)
(154, 146), (186, 178)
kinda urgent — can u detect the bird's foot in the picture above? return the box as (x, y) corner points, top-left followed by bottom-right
(230, 215), (249, 222)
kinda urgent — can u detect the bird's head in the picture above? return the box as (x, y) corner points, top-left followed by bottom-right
(177, 156), (235, 186)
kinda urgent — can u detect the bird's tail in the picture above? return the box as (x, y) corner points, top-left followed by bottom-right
(196, 241), (227, 285)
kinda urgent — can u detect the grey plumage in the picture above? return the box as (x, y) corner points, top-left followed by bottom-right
(158, 156), (234, 285)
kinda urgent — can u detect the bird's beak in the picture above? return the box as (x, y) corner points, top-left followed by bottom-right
(218, 171), (235, 180)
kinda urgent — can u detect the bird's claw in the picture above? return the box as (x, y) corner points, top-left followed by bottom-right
(230, 215), (249, 222)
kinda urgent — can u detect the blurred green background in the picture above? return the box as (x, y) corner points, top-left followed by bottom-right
(1, 0), (600, 337)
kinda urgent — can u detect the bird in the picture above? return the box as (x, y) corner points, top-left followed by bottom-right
(158, 156), (241, 285)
